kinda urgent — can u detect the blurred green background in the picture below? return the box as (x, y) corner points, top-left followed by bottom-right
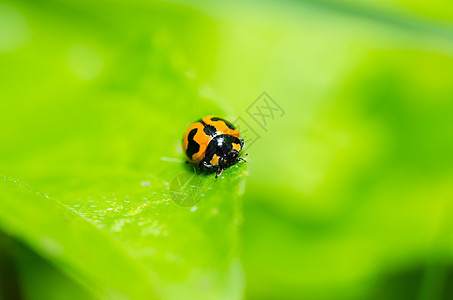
(1, 0), (453, 299)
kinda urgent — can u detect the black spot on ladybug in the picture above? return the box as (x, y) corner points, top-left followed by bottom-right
(186, 128), (200, 160)
(203, 124), (217, 136)
(211, 117), (236, 130)
(199, 119), (217, 136)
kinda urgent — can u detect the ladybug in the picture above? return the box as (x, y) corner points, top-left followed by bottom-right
(183, 115), (247, 178)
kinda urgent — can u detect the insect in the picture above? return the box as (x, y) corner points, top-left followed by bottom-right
(183, 115), (247, 178)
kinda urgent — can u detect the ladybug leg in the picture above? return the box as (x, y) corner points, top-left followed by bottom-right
(215, 167), (224, 178)
(218, 156), (226, 168)
(199, 161), (214, 170)
(215, 157), (227, 178)
(238, 153), (248, 163)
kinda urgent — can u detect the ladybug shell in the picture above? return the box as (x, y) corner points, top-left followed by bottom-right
(183, 115), (240, 164)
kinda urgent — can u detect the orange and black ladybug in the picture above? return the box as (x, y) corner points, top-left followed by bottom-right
(183, 116), (247, 178)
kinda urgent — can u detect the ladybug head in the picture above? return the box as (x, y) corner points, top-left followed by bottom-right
(203, 136), (246, 178)
(205, 135), (244, 169)
(220, 149), (239, 167)
(219, 137), (244, 168)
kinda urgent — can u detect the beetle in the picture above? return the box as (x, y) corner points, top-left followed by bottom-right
(183, 115), (247, 177)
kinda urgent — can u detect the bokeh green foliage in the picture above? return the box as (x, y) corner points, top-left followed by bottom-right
(1, 0), (453, 299)
(212, 2), (453, 300)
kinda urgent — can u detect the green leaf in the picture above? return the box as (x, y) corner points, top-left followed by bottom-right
(0, 2), (247, 299)
(0, 163), (247, 299)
